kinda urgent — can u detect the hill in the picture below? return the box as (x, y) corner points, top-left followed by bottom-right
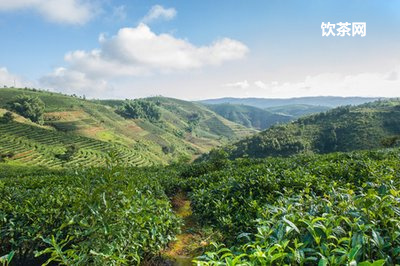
(265, 104), (331, 117)
(203, 103), (291, 130)
(199, 96), (381, 108)
(215, 99), (400, 159)
(0, 88), (255, 167)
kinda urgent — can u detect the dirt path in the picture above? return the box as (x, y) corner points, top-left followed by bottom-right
(162, 191), (205, 265)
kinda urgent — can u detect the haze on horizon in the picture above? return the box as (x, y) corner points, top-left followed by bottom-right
(0, 0), (399, 100)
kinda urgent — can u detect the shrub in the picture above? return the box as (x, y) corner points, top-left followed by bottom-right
(0, 112), (14, 123)
(7, 95), (45, 124)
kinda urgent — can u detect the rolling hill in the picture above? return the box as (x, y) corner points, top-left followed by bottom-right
(199, 96), (381, 108)
(203, 103), (292, 130)
(212, 99), (400, 159)
(265, 104), (330, 117)
(0, 88), (255, 167)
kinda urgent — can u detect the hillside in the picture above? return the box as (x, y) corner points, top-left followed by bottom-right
(203, 103), (291, 130)
(218, 99), (400, 159)
(0, 88), (255, 167)
(199, 96), (381, 108)
(265, 104), (331, 117)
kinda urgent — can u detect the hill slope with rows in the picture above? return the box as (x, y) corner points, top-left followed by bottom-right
(0, 88), (255, 167)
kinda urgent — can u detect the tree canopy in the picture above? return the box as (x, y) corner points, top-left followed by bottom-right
(116, 99), (161, 121)
(8, 95), (45, 124)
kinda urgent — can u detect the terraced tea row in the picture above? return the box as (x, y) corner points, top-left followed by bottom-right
(0, 121), (151, 168)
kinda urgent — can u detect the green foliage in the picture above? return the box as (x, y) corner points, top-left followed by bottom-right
(0, 112), (14, 123)
(1, 148), (400, 264)
(116, 99), (161, 121)
(381, 135), (400, 148)
(55, 145), (78, 161)
(0, 89), (255, 166)
(0, 165), (181, 265)
(0, 120), (153, 168)
(220, 100), (400, 159)
(0, 152), (14, 162)
(7, 95), (45, 124)
(0, 251), (15, 266)
(206, 103), (292, 130)
(187, 150), (400, 265)
(265, 104), (331, 118)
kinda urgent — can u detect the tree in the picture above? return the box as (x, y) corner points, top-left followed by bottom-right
(381, 136), (400, 148)
(0, 112), (14, 123)
(8, 95), (45, 124)
(55, 145), (78, 161)
(116, 100), (161, 121)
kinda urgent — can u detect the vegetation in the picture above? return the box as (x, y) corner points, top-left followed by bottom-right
(216, 100), (400, 159)
(187, 149), (400, 265)
(0, 164), (181, 265)
(204, 103), (291, 130)
(116, 99), (161, 121)
(1, 89), (399, 265)
(0, 120), (153, 168)
(1, 148), (399, 265)
(0, 89), (255, 166)
(265, 104), (330, 118)
(7, 95), (45, 124)
(0, 112), (14, 123)
(199, 96), (381, 108)
(55, 145), (78, 161)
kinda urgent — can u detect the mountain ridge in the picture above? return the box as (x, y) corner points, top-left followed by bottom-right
(199, 96), (383, 108)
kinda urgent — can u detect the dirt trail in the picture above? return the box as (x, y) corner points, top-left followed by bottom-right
(162, 192), (205, 266)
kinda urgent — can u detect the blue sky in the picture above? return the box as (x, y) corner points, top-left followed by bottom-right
(0, 0), (399, 99)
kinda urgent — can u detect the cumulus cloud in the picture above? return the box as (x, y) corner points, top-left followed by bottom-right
(0, 0), (97, 24)
(40, 67), (110, 96)
(0, 67), (31, 88)
(228, 66), (400, 98)
(40, 23), (248, 94)
(141, 5), (176, 23)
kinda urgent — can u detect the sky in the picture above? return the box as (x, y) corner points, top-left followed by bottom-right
(0, 0), (400, 100)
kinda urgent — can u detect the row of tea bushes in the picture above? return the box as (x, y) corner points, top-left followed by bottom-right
(0, 165), (181, 265)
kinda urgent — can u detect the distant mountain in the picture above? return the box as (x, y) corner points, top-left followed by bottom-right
(199, 96), (382, 108)
(265, 104), (331, 117)
(209, 99), (400, 159)
(203, 103), (291, 130)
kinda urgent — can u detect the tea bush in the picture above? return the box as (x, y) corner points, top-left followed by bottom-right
(190, 150), (400, 265)
(0, 165), (180, 265)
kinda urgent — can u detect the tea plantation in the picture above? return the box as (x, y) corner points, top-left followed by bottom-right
(0, 148), (399, 265)
(0, 120), (152, 168)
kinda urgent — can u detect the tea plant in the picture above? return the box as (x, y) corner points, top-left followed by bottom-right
(0, 165), (181, 265)
(190, 150), (400, 265)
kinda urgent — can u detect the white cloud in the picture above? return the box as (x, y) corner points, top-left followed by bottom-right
(223, 80), (250, 89)
(0, 67), (31, 88)
(40, 67), (110, 96)
(254, 80), (267, 89)
(0, 0), (97, 24)
(40, 23), (248, 94)
(141, 5), (176, 23)
(230, 66), (400, 98)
